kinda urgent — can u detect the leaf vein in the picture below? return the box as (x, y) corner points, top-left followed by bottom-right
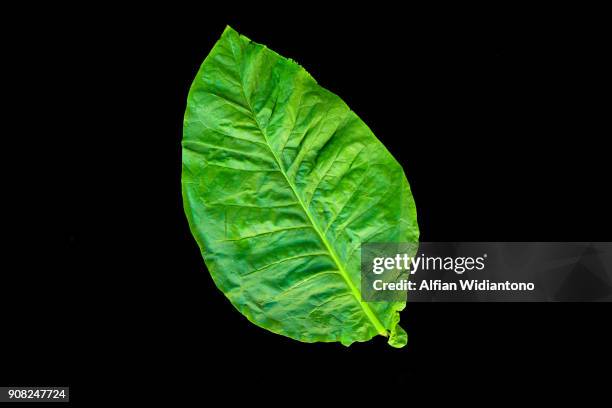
(241, 252), (330, 278)
(220, 225), (311, 242)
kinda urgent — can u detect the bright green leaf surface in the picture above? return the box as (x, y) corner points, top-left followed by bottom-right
(182, 26), (418, 347)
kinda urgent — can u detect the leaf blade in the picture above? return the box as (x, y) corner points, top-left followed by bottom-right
(182, 26), (418, 346)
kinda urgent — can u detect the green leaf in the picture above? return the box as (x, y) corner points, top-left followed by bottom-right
(182, 26), (419, 347)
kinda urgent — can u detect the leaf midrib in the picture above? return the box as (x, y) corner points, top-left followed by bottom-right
(228, 38), (387, 337)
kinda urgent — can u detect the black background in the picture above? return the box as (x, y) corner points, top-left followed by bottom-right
(4, 5), (610, 403)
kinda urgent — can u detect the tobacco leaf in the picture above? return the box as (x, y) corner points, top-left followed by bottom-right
(182, 26), (418, 347)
